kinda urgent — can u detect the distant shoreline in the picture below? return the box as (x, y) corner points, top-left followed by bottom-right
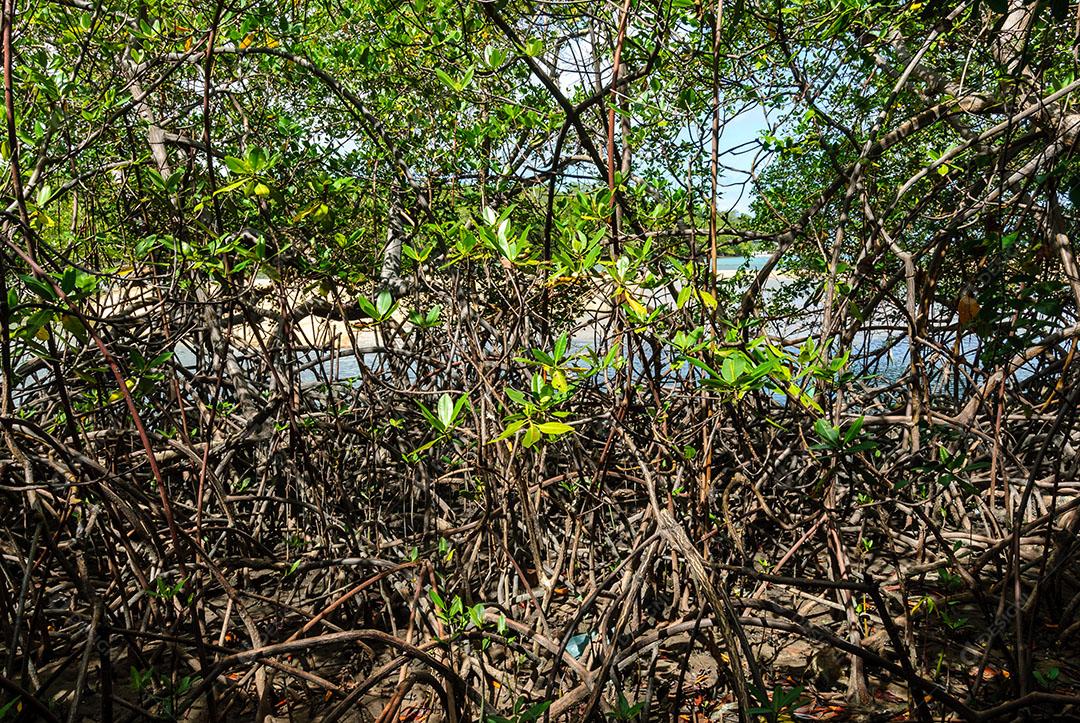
(87, 256), (799, 356)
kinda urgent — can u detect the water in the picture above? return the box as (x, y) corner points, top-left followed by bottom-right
(288, 257), (948, 393)
(17, 257), (1036, 408)
(715, 254), (769, 272)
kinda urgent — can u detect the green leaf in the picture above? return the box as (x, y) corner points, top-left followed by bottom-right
(247, 145), (266, 169)
(434, 68), (457, 91)
(61, 266), (77, 294)
(814, 418), (840, 446)
(60, 313), (87, 342)
(843, 416), (864, 444)
(25, 279), (57, 304)
(721, 355), (746, 383)
(223, 156), (248, 174)
(787, 383), (823, 414)
(417, 401), (443, 432)
(0, 695), (20, 718)
(357, 295), (378, 319)
(437, 393), (454, 428)
(519, 701), (551, 722)
(533, 348), (557, 366)
(553, 332), (568, 361)
(459, 65), (475, 89)
(684, 355), (720, 379)
(484, 46), (505, 68)
(213, 179), (248, 196)
(537, 421), (574, 436)
(504, 388), (527, 406)
(452, 393), (469, 423)
(375, 290), (393, 317)
(495, 419), (526, 441)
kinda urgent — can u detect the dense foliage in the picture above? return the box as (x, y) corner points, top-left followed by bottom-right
(1, 0), (1079, 720)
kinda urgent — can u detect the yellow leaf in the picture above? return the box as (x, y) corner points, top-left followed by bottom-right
(239, 33), (254, 50)
(291, 201), (322, 222)
(958, 291), (979, 326)
(622, 293), (647, 316)
(31, 209), (55, 228)
(35, 325), (50, 340)
(184, 37), (193, 52)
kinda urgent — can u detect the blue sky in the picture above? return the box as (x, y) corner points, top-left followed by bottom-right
(715, 105), (770, 213)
